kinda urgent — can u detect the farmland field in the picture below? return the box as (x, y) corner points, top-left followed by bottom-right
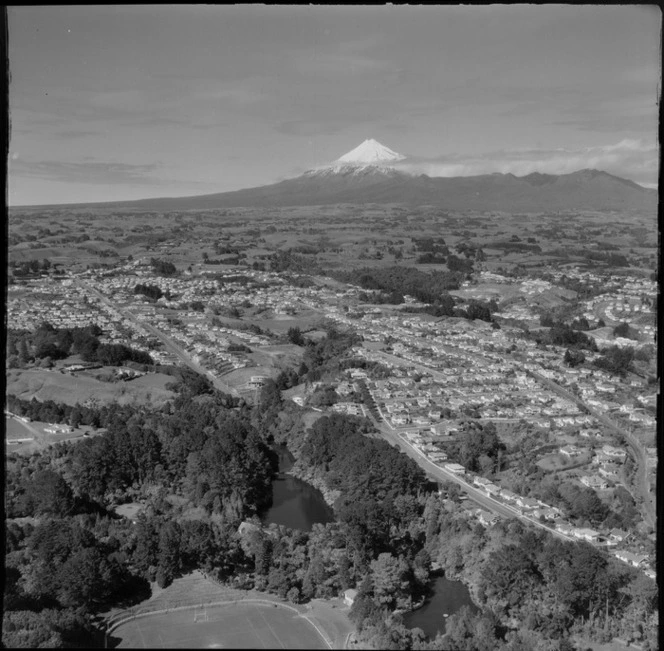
(5, 368), (176, 406)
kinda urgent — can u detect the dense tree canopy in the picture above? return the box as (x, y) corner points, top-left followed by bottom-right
(3, 367), (657, 651)
(332, 266), (462, 304)
(447, 421), (505, 474)
(594, 346), (635, 377)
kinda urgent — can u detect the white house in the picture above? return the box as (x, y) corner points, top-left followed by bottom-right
(602, 445), (627, 462)
(573, 528), (600, 543)
(477, 511), (500, 527)
(499, 489), (518, 502)
(560, 445), (583, 458)
(556, 523), (575, 536)
(614, 551), (649, 568)
(344, 589), (358, 607)
(609, 529), (629, 543)
(580, 475), (608, 490)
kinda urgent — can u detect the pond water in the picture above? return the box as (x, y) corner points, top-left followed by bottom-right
(404, 574), (478, 638)
(261, 445), (334, 531)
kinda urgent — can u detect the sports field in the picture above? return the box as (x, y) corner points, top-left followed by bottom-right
(113, 602), (329, 649)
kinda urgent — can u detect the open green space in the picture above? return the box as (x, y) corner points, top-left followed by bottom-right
(113, 602), (328, 649)
(6, 368), (176, 407)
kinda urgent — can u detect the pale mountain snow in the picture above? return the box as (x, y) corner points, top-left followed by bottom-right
(336, 138), (406, 164)
(305, 138), (408, 177)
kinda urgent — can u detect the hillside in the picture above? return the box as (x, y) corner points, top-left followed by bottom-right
(43, 166), (654, 213)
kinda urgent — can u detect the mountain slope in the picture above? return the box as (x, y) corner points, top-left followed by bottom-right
(20, 139), (656, 212)
(89, 167), (654, 212)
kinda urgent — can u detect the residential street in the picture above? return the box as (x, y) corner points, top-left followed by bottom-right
(78, 280), (239, 397)
(365, 408), (578, 544)
(528, 369), (654, 528)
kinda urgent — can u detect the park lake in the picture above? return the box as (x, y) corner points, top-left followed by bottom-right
(261, 445), (334, 531)
(261, 445), (477, 638)
(404, 574), (478, 638)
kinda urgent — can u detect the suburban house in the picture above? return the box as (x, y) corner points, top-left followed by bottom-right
(473, 477), (492, 489)
(579, 475), (609, 490)
(609, 529), (629, 543)
(344, 589), (358, 607)
(598, 464), (621, 481)
(484, 483), (501, 497)
(602, 445), (627, 462)
(613, 551), (649, 568)
(560, 445), (584, 459)
(477, 511), (500, 527)
(515, 496), (539, 511)
(572, 528), (600, 543)
(556, 523), (575, 536)
(532, 507), (559, 521)
(593, 450), (615, 465)
(499, 489), (518, 502)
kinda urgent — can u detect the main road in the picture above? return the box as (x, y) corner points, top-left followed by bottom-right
(76, 280), (239, 398)
(363, 404), (577, 543)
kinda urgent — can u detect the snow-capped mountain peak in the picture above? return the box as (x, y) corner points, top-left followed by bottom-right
(304, 138), (408, 177)
(335, 139), (406, 165)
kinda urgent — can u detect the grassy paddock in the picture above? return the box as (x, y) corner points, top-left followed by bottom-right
(6, 368), (175, 407)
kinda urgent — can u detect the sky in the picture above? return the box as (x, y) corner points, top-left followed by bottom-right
(7, 5), (661, 206)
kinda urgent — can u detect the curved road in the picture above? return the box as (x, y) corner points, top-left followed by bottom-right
(527, 369), (654, 528)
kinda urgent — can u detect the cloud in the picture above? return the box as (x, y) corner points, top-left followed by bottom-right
(394, 139), (659, 187)
(10, 159), (166, 186)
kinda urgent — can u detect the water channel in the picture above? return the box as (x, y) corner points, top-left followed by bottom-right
(261, 445), (334, 531)
(403, 574), (478, 638)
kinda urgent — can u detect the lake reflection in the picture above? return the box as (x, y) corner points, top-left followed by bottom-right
(404, 574), (478, 638)
(261, 445), (334, 531)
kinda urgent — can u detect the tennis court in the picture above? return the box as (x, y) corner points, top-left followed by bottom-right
(113, 601), (329, 649)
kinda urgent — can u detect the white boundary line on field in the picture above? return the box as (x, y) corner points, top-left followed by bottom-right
(108, 598), (333, 649)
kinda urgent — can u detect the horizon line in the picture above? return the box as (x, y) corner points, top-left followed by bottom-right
(9, 165), (655, 209)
